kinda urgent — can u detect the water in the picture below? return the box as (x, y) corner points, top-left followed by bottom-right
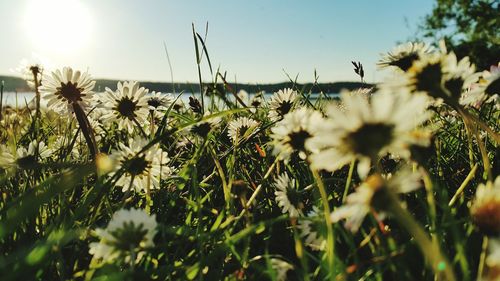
(0, 91), (339, 108)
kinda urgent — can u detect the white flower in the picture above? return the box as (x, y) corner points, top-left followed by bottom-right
(188, 111), (221, 138)
(227, 116), (259, 143)
(378, 42), (434, 71)
(268, 88), (298, 121)
(88, 208), (157, 264)
(271, 107), (323, 160)
(270, 258), (293, 281)
(470, 177), (500, 235)
(461, 63), (500, 108)
(308, 91), (431, 177)
(39, 67), (96, 114)
(0, 140), (53, 171)
(110, 138), (172, 192)
(101, 81), (149, 134)
(331, 170), (421, 232)
(51, 136), (81, 160)
(487, 239), (500, 269)
(147, 91), (173, 119)
(274, 173), (303, 217)
(297, 206), (326, 251)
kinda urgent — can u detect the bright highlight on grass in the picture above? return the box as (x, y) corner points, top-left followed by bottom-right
(23, 0), (92, 55)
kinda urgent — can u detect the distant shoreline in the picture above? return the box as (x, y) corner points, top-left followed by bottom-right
(0, 75), (371, 94)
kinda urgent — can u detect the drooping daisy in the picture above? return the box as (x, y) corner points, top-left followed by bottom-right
(271, 107), (323, 160)
(268, 88), (298, 121)
(331, 169), (422, 232)
(89, 208), (157, 264)
(274, 173), (304, 217)
(147, 91), (173, 119)
(227, 116), (259, 143)
(297, 206), (326, 251)
(269, 258), (294, 281)
(378, 42), (434, 71)
(308, 91), (431, 177)
(470, 176), (500, 235)
(110, 138), (172, 192)
(101, 81), (149, 134)
(39, 67), (96, 114)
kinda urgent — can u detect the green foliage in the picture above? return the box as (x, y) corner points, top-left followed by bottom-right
(419, 0), (500, 69)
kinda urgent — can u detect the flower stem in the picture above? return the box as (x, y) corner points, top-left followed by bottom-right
(311, 169), (335, 280)
(384, 189), (456, 281)
(342, 159), (355, 203)
(72, 103), (98, 159)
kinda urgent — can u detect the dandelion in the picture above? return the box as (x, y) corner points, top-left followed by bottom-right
(101, 81), (149, 134)
(308, 91), (431, 177)
(271, 107), (323, 160)
(274, 173), (304, 217)
(39, 67), (96, 114)
(88, 208), (157, 264)
(470, 177), (500, 235)
(331, 170), (421, 232)
(297, 206), (326, 251)
(268, 88), (297, 121)
(378, 42), (434, 71)
(227, 116), (259, 143)
(110, 138), (172, 193)
(11, 53), (53, 90)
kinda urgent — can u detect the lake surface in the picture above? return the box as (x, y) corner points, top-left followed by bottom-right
(0, 91), (339, 108)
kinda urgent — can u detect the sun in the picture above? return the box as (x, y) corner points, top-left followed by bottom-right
(24, 0), (93, 55)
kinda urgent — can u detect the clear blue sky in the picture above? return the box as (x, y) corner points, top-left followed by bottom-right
(0, 0), (435, 83)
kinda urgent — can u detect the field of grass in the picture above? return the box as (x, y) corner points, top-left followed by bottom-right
(0, 40), (499, 281)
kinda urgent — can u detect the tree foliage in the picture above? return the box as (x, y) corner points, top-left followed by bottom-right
(419, 0), (500, 70)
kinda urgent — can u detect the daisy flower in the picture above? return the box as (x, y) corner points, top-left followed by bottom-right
(470, 176), (500, 235)
(271, 107), (323, 160)
(0, 140), (52, 170)
(484, 239), (500, 281)
(297, 206), (326, 251)
(101, 81), (149, 134)
(331, 169), (422, 232)
(227, 116), (259, 143)
(110, 138), (172, 193)
(270, 258), (294, 281)
(461, 63), (500, 108)
(189, 111), (221, 138)
(308, 91), (431, 177)
(378, 42), (434, 71)
(39, 67), (96, 114)
(268, 88), (298, 121)
(274, 173), (304, 217)
(147, 91), (173, 119)
(89, 208), (157, 265)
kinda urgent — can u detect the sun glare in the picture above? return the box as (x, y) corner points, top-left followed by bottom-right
(24, 0), (93, 55)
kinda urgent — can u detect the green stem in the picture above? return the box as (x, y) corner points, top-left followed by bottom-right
(385, 189), (456, 281)
(311, 169), (335, 281)
(477, 236), (489, 281)
(342, 160), (355, 203)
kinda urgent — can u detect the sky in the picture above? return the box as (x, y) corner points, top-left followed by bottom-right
(0, 0), (436, 84)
